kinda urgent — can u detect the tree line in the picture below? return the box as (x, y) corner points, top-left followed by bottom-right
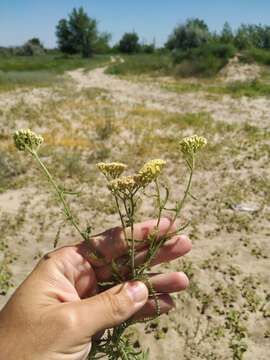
(2, 7), (270, 58)
(55, 8), (270, 57)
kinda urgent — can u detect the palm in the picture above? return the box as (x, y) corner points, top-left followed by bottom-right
(44, 219), (191, 321)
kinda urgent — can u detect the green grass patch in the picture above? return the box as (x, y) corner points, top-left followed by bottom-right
(106, 54), (172, 76)
(0, 54), (110, 73)
(162, 82), (203, 93)
(209, 80), (270, 98)
(0, 54), (110, 92)
(0, 70), (59, 92)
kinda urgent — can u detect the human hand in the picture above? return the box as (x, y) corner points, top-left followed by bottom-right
(0, 218), (191, 360)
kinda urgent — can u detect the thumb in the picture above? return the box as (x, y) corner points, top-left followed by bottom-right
(74, 281), (148, 336)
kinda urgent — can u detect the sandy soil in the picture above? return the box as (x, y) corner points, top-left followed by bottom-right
(0, 60), (269, 360)
(219, 56), (261, 83)
(67, 66), (269, 129)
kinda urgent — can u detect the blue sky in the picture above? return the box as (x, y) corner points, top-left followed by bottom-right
(1, 0), (270, 48)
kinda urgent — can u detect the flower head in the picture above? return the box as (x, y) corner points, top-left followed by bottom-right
(97, 162), (127, 180)
(14, 129), (43, 152)
(108, 175), (140, 195)
(138, 159), (166, 186)
(179, 135), (207, 157)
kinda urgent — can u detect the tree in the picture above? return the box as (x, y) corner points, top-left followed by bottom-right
(118, 32), (140, 53)
(56, 7), (110, 57)
(166, 18), (210, 51)
(220, 22), (234, 44)
(56, 19), (75, 54)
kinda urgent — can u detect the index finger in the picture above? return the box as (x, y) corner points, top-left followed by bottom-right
(79, 218), (176, 267)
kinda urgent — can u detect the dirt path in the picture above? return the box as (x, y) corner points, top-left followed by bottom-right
(67, 67), (270, 128)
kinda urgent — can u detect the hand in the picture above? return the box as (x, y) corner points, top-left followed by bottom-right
(0, 218), (191, 360)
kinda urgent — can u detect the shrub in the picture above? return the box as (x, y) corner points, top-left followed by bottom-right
(173, 43), (236, 77)
(118, 32), (140, 54)
(14, 38), (45, 57)
(141, 43), (155, 54)
(240, 48), (270, 65)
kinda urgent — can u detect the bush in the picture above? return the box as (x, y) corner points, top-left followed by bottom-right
(240, 48), (270, 65)
(141, 43), (155, 54)
(0, 47), (13, 57)
(173, 43), (236, 77)
(14, 38), (45, 57)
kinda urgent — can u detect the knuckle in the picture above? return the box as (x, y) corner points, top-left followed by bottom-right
(56, 308), (79, 330)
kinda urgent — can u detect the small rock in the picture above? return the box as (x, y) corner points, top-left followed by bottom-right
(231, 202), (261, 213)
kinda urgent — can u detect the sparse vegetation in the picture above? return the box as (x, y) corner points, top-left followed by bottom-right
(209, 80), (270, 97)
(1, 8), (270, 360)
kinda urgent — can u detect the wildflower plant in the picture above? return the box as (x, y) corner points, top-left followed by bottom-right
(13, 128), (207, 360)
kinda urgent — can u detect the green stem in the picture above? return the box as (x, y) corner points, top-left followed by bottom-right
(114, 195), (128, 243)
(155, 179), (162, 229)
(30, 149), (86, 241)
(129, 198), (135, 278)
(171, 156), (194, 229)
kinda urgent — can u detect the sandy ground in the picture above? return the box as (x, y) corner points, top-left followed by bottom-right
(219, 56), (261, 83)
(67, 65), (269, 129)
(0, 60), (269, 359)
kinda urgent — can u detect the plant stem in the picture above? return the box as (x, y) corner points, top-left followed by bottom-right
(155, 179), (162, 228)
(171, 156), (194, 228)
(30, 148), (86, 241)
(114, 195), (128, 243)
(129, 198), (135, 278)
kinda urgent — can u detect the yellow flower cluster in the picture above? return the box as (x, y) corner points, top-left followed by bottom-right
(100, 159), (166, 195)
(14, 129), (44, 152)
(108, 175), (140, 194)
(97, 162), (127, 179)
(179, 135), (207, 156)
(138, 159), (166, 186)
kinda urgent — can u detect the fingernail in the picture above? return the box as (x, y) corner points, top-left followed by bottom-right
(126, 281), (148, 303)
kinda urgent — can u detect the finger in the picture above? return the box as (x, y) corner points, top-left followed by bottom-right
(96, 235), (191, 281)
(135, 235), (192, 268)
(79, 218), (176, 267)
(72, 281), (148, 336)
(132, 294), (174, 321)
(149, 272), (189, 294)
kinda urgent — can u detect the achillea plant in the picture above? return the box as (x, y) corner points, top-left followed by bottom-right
(14, 129), (207, 360)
